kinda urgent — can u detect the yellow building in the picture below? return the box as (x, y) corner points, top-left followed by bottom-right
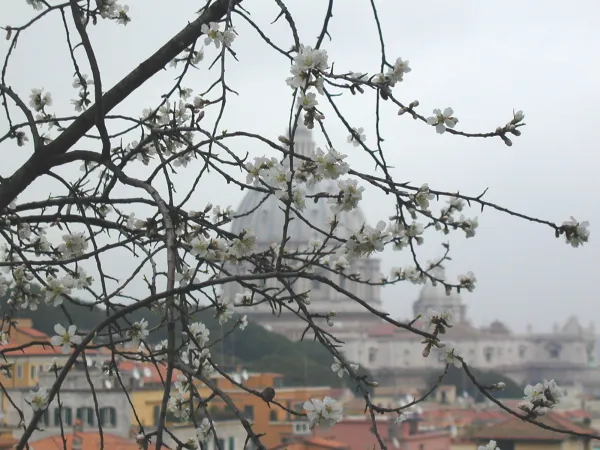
(0, 319), (69, 390)
(122, 363), (331, 448)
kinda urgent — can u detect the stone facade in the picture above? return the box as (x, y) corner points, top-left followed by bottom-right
(4, 362), (134, 441)
(342, 269), (599, 392)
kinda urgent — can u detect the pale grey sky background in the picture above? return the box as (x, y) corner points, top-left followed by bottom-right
(2, 0), (599, 333)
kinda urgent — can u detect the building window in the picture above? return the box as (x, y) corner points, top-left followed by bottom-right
(76, 407), (95, 426)
(293, 422), (310, 435)
(228, 437), (235, 450)
(547, 343), (562, 359)
(519, 345), (526, 358)
(30, 365), (36, 380)
(100, 407), (117, 427)
(484, 347), (493, 363)
(244, 405), (254, 420)
(269, 410), (277, 421)
(153, 405), (161, 426)
(54, 408), (61, 426)
(38, 364), (44, 374)
(41, 409), (50, 426)
(339, 275), (346, 290)
(64, 407), (73, 426)
(368, 347), (377, 364)
(16, 365), (22, 379)
(311, 277), (321, 290)
(218, 438), (225, 450)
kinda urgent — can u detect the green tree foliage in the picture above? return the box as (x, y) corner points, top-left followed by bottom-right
(3, 298), (371, 394)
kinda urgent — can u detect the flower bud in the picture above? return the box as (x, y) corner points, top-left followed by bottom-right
(278, 135), (292, 145)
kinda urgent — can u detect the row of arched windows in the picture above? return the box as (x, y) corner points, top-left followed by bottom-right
(40, 406), (117, 427)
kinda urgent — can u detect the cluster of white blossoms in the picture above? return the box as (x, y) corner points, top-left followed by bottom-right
(97, 0), (131, 25)
(188, 229), (256, 263)
(343, 221), (391, 260)
(304, 397), (343, 429)
(422, 308), (453, 334)
(518, 379), (563, 417)
(71, 74), (94, 112)
(0, 237), (92, 310)
(196, 417), (214, 442)
(287, 45), (329, 95)
(201, 22), (236, 49)
(561, 217), (590, 248)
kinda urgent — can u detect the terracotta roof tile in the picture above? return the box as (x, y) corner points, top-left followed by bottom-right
(31, 432), (143, 450)
(304, 437), (349, 449)
(466, 412), (595, 442)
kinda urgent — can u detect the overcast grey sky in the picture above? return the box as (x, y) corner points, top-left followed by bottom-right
(2, 0), (599, 333)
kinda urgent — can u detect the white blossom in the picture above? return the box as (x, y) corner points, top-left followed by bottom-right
(167, 392), (189, 420)
(458, 272), (477, 292)
(127, 214), (146, 230)
(186, 322), (210, 348)
(422, 308), (453, 333)
(153, 340), (168, 361)
(196, 417), (214, 441)
(561, 217), (590, 248)
(63, 267), (93, 290)
(215, 296), (234, 325)
(522, 379), (563, 415)
(344, 221), (391, 260)
(412, 184), (435, 210)
(58, 232), (88, 259)
(29, 89), (52, 112)
(304, 397), (343, 429)
(443, 347), (462, 368)
(331, 357), (358, 378)
(330, 179), (364, 213)
(386, 57), (411, 86)
(426, 107), (458, 134)
(50, 324), (82, 353)
(45, 275), (71, 307)
(175, 265), (199, 287)
(26, 0), (44, 10)
(478, 441), (499, 450)
(347, 127), (366, 147)
(299, 92), (318, 110)
(128, 319), (149, 345)
(25, 387), (49, 411)
(235, 290), (253, 306)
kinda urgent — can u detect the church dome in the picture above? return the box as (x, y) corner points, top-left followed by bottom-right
(231, 122), (367, 246)
(413, 266), (467, 323)
(231, 180), (367, 246)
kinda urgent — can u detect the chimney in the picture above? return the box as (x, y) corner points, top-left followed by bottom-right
(72, 435), (83, 450)
(14, 318), (33, 329)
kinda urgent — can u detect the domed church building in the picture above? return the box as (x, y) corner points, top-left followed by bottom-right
(223, 121), (385, 341)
